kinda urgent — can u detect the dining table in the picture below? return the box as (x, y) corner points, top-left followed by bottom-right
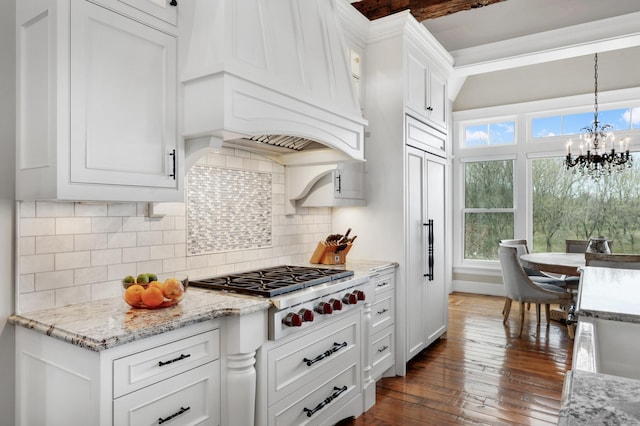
(520, 252), (585, 277)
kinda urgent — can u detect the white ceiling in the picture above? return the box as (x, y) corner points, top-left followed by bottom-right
(423, 0), (640, 52)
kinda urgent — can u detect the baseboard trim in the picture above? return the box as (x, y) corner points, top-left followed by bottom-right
(452, 280), (505, 297)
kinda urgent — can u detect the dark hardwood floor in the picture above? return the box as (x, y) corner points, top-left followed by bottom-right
(351, 292), (573, 425)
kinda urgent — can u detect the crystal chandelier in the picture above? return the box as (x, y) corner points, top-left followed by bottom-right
(564, 53), (632, 179)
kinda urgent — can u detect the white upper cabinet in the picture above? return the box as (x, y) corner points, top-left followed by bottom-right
(406, 43), (448, 133)
(16, 0), (183, 202)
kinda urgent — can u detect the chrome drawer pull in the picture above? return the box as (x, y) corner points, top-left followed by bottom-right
(158, 406), (190, 424)
(158, 353), (191, 367)
(377, 308), (388, 315)
(376, 281), (388, 287)
(303, 342), (347, 367)
(377, 345), (389, 353)
(303, 386), (347, 417)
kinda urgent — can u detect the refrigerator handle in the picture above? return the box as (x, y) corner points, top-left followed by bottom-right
(423, 219), (434, 281)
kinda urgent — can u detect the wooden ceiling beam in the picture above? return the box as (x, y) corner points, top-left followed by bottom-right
(352, 0), (507, 22)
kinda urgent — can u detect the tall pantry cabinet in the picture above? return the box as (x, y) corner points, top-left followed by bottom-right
(333, 11), (453, 376)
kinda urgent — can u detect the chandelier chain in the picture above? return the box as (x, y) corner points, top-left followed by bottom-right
(593, 53), (598, 126)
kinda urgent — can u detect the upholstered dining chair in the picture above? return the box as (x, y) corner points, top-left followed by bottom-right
(565, 239), (589, 253)
(498, 245), (574, 337)
(499, 239), (566, 284)
(585, 253), (640, 269)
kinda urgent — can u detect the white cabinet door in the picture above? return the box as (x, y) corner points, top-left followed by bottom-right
(405, 47), (448, 133)
(405, 50), (428, 120)
(406, 147), (428, 360)
(425, 153), (447, 344)
(70, 1), (178, 190)
(428, 69), (447, 131)
(406, 146), (447, 360)
(335, 162), (365, 201)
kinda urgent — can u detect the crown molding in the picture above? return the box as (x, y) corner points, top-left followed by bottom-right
(450, 11), (640, 77)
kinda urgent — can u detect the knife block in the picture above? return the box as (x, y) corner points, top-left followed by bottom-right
(309, 242), (352, 265)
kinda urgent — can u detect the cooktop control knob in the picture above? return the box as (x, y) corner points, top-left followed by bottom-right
(329, 298), (343, 311)
(298, 308), (314, 322)
(353, 290), (366, 301)
(315, 301), (333, 315)
(283, 312), (303, 327)
(342, 293), (358, 305)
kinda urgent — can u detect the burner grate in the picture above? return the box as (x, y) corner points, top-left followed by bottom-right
(189, 265), (354, 297)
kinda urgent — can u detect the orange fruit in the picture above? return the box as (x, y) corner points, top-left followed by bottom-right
(141, 286), (164, 308)
(124, 284), (144, 306)
(163, 278), (184, 300)
(148, 281), (163, 290)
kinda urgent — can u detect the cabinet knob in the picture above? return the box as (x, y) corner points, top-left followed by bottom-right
(426, 106), (434, 111)
(169, 0), (177, 6)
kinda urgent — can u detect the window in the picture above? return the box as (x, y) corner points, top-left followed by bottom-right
(463, 160), (514, 260)
(464, 121), (515, 147)
(532, 155), (640, 253)
(532, 106), (640, 138)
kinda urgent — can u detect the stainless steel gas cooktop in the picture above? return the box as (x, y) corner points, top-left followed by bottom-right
(189, 265), (354, 298)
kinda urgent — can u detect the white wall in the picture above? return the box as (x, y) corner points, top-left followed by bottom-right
(0, 0), (16, 422)
(454, 47), (640, 111)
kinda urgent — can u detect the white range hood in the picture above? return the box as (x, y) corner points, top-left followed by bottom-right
(180, 0), (367, 166)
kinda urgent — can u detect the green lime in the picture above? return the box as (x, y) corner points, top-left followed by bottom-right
(136, 274), (150, 284)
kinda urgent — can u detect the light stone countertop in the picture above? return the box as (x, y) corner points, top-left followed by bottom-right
(558, 370), (640, 425)
(576, 266), (640, 322)
(9, 288), (270, 352)
(9, 260), (397, 353)
(560, 266), (640, 425)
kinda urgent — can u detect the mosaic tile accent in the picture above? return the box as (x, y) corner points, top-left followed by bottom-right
(187, 164), (272, 255)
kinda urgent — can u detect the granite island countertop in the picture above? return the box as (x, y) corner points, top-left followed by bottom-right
(558, 370), (640, 425)
(9, 288), (271, 352)
(576, 266), (640, 323)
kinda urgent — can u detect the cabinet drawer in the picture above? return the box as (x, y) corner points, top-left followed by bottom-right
(371, 327), (394, 380)
(372, 272), (394, 296)
(371, 292), (393, 333)
(406, 115), (445, 154)
(268, 311), (360, 405)
(269, 363), (359, 426)
(113, 361), (219, 426)
(113, 329), (219, 398)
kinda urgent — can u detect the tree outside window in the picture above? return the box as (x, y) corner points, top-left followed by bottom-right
(532, 155), (640, 253)
(464, 160), (514, 260)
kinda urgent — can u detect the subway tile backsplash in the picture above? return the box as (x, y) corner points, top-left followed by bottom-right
(17, 147), (332, 313)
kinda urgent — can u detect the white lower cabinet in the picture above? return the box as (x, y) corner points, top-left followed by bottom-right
(369, 268), (396, 380)
(15, 322), (221, 426)
(257, 309), (363, 426)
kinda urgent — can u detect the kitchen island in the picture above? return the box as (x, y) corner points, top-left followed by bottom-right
(559, 267), (640, 425)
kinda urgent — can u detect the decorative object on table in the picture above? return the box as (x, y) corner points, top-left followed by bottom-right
(122, 273), (188, 309)
(564, 53), (632, 179)
(585, 236), (611, 254)
(310, 228), (356, 265)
